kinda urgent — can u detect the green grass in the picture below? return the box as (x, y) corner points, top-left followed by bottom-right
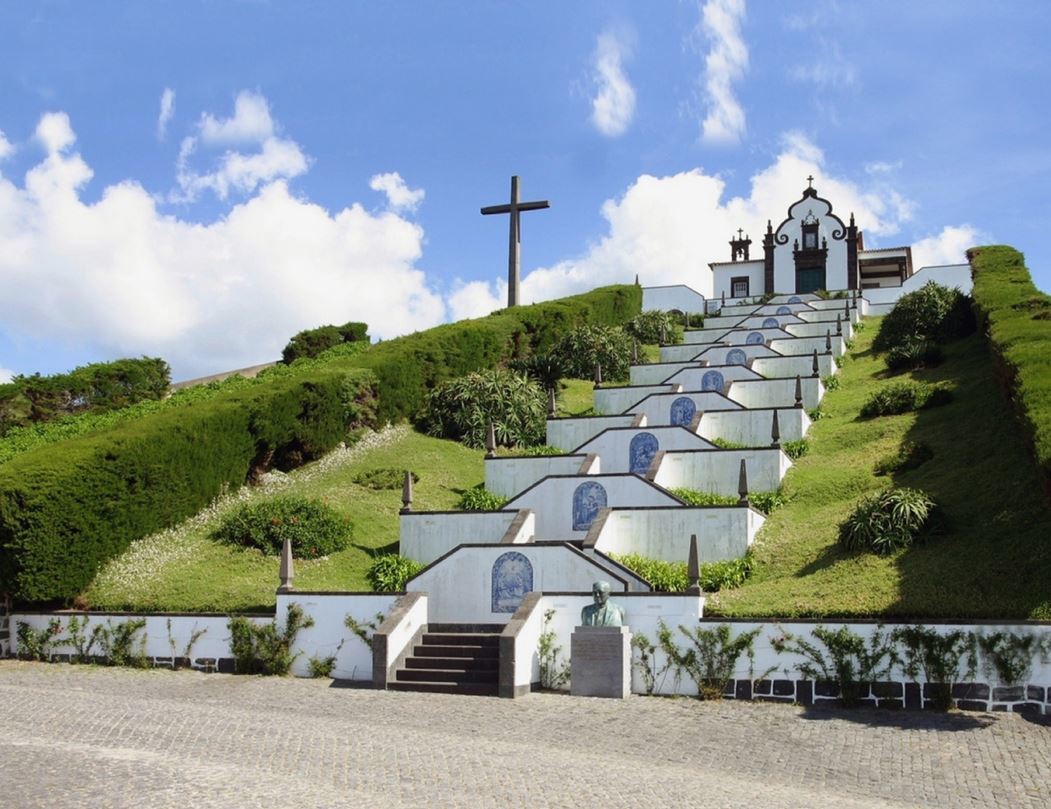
(83, 427), (484, 613)
(711, 319), (1051, 620)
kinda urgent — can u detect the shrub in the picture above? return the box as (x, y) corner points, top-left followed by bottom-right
(885, 339), (943, 372)
(821, 374), (840, 391)
(839, 487), (939, 556)
(493, 444), (563, 457)
(212, 496), (352, 558)
(228, 604), (314, 675)
(423, 369), (547, 449)
(455, 485), (509, 511)
(873, 440), (934, 476)
(506, 354), (565, 392)
(366, 554), (424, 592)
(671, 488), (737, 507)
(0, 357), (171, 435)
(873, 281), (975, 352)
(554, 324), (634, 382)
(860, 381), (953, 418)
(609, 552), (753, 593)
(657, 621), (762, 700)
(782, 439), (809, 460)
(749, 489), (787, 514)
(711, 437), (748, 450)
(626, 311), (683, 345)
(353, 468), (418, 490)
(281, 321), (369, 364)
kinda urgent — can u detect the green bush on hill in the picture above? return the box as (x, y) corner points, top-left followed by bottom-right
(626, 310), (683, 345)
(872, 281), (975, 352)
(366, 554), (424, 592)
(839, 487), (940, 556)
(0, 357), (170, 436)
(0, 368), (378, 603)
(609, 552), (753, 593)
(860, 381), (953, 418)
(969, 246), (1051, 495)
(423, 369), (547, 449)
(212, 496), (352, 558)
(555, 324), (634, 382)
(281, 321), (369, 364)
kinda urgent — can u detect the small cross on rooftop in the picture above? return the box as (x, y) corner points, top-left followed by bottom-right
(736, 228), (744, 239)
(806, 175), (814, 188)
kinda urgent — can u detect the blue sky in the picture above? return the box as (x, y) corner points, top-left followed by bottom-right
(1, 1), (1048, 381)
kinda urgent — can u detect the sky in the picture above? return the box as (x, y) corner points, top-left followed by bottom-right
(1, 1), (1049, 382)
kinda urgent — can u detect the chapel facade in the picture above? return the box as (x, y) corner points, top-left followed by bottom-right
(709, 179), (913, 300)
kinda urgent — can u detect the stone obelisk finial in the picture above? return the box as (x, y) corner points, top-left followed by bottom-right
(278, 537), (294, 594)
(737, 459), (749, 505)
(400, 471), (414, 514)
(771, 409), (781, 448)
(686, 534), (701, 595)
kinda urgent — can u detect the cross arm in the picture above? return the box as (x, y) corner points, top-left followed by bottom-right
(480, 204), (512, 215)
(517, 200), (550, 212)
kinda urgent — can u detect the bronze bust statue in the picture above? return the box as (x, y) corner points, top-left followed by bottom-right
(580, 581), (625, 627)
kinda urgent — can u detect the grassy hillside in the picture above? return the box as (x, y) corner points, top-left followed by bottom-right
(712, 319), (1051, 620)
(84, 427), (482, 612)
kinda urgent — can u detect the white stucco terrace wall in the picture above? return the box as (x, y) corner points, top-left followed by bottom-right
(733, 314), (805, 330)
(651, 447), (791, 495)
(485, 454), (594, 499)
(719, 328), (793, 346)
(626, 391), (743, 423)
(400, 510), (533, 564)
(769, 334), (844, 358)
(682, 327), (738, 345)
(863, 264), (972, 315)
(785, 320), (853, 339)
(751, 354), (836, 379)
(593, 384), (680, 415)
(406, 544), (633, 624)
(503, 474), (682, 539)
(797, 307), (860, 325)
(699, 313), (755, 329)
(573, 426), (714, 473)
(641, 284), (709, 314)
(664, 365), (762, 389)
(725, 377), (824, 410)
(630, 361), (706, 386)
(547, 414), (642, 451)
(589, 505), (763, 562)
(689, 344), (779, 366)
(698, 408), (811, 445)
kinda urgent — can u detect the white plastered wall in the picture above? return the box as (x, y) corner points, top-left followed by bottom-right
(698, 408), (811, 445)
(546, 415), (642, 451)
(725, 377), (824, 410)
(573, 427), (714, 473)
(652, 448), (791, 495)
(400, 511), (532, 564)
(485, 454), (594, 499)
(590, 506), (763, 561)
(593, 384), (680, 415)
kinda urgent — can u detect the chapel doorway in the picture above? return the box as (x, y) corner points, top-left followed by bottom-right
(796, 267), (826, 294)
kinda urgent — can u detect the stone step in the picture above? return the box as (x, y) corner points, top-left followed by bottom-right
(413, 643), (499, 659)
(427, 623), (505, 634)
(405, 656), (499, 671)
(388, 680), (499, 697)
(396, 667), (497, 684)
(421, 632), (500, 647)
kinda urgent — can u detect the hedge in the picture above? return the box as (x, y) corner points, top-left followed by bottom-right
(0, 357), (170, 436)
(968, 246), (1051, 496)
(281, 321), (369, 364)
(0, 368), (378, 602)
(341, 284), (641, 422)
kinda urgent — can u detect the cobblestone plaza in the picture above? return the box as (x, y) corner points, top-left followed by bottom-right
(2, 661), (1049, 808)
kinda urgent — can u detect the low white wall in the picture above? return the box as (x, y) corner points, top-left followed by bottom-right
(641, 285), (708, 314)
(797, 307), (860, 325)
(665, 365), (761, 389)
(770, 334), (845, 358)
(277, 592), (402, 680)
(652, 448), (791, 495)
(504, 475), (681, 539)
(626, 391), (743, 423)
(699, 314), (753, 329)
(574, 426), (714, 473)
(768, 293), (818, 304)
(400, 510), (527, 564)
(690, 344), (779, 366)
(752, 302), (813, 315)
(785, 320), (853, 339)
(547, 415), (641, 451)
(594, 384), (679, 415)
(407, 544), (631, 623)
(682, 327), (734, 345)
(719, 328), (793, 346)
(630, 362), (703, 386)
(485, 454), (592, 498)
(726, 377), (824, 410)
(591, 506), (762, 561)
(734, 315), (805, 330)
(863, 264), (973, 305)
(698, 408), (811, 445)
(751, 354), (837, 379)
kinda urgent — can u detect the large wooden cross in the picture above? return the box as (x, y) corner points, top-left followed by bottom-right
(481, 175), (549, 308)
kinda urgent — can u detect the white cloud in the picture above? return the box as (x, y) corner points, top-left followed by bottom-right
(36, 112), (76, 153)
(199, 90), (274, 145)
(865, 160), (903, 175)
(911, 225), (985, 269)
(0, 130), (13, 161)
(0, 112), (446, 380)
(447, 279), (507, 322)
(789, 41), (856, 89)
(0, 368), (14, 384)
(173, 92), (309, 202)
(461, 132), (925, 306)
(156, 88), (175, 140)
(590, 30), (636, 137)
(699, 0), (749, 144)
(369, 172), (425, 212)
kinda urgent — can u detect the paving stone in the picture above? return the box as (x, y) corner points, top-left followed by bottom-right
(2, 660), (1050, 809)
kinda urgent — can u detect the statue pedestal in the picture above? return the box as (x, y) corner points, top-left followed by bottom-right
(570, 626), (632, 699)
